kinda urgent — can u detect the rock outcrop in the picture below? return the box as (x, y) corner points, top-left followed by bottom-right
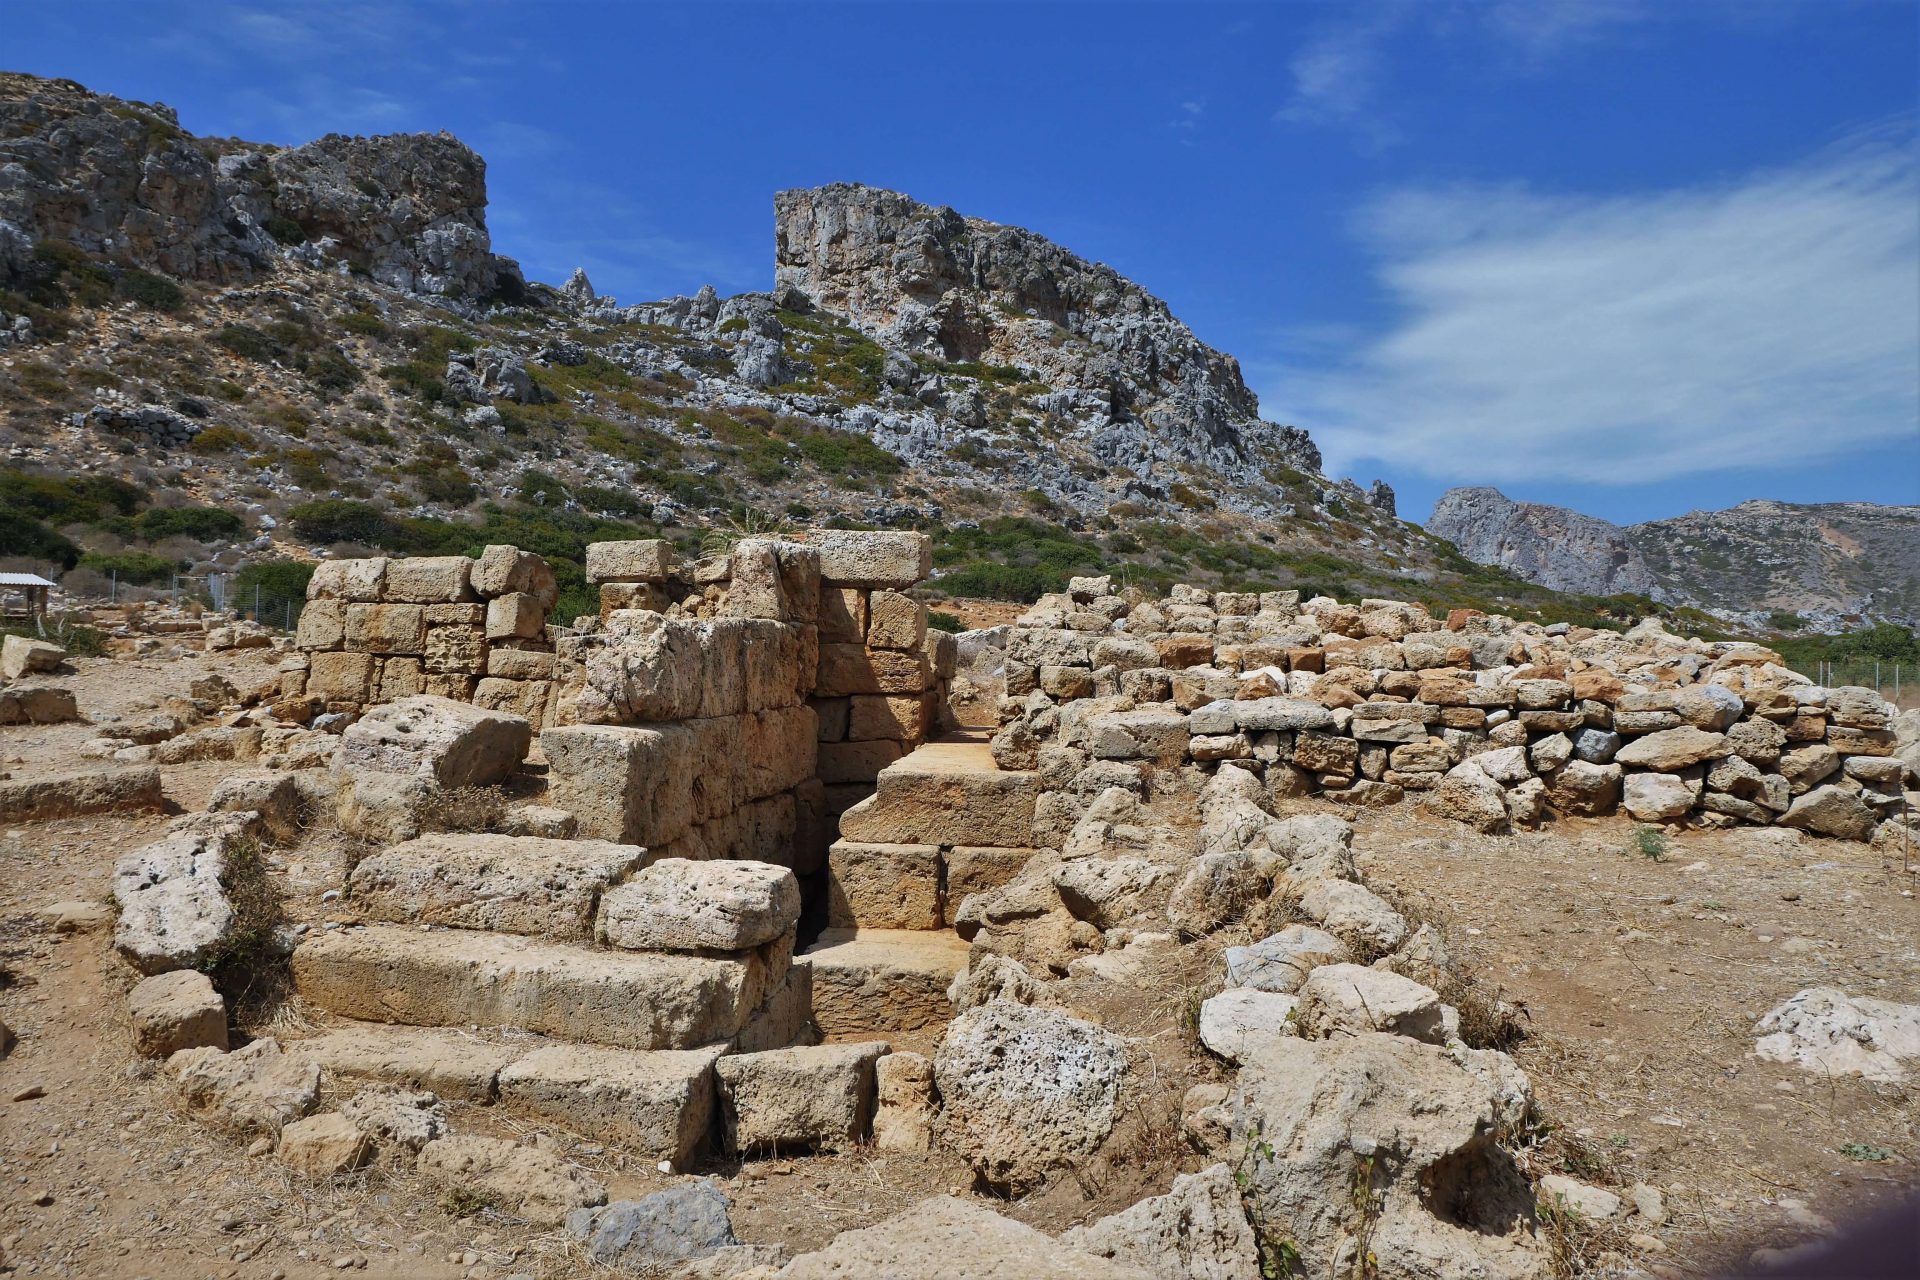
(1427, 487), (1655, 598)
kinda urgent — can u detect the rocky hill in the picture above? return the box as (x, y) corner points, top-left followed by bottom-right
(0, 70), (1715, 629)
(1429, 488), (1920, 628)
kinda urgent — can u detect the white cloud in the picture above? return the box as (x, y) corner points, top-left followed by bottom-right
(1274, 17), (1404, 150)
(1265, 127), (1920, 486)
(1481, 0), (1652, 61)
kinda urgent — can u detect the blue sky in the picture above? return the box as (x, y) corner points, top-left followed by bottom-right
(10, 1), (1917, 526)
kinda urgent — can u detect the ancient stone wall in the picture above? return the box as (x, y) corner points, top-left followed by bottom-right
(990, 578), (1913, 847)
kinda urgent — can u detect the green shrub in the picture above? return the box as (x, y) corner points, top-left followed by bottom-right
(217, 323), (283, 363)
(262, 213), (306, 246)
(135, 506), (246, 542)
(78, 550), (178, 585)
(187, 423), (255, 454)
(232, 558), (315, 605)
(303, 347), (361, 393)
(0, 511), (81, 569)
(935, 562), (1062, 603)
(118, 268), (187, 313)
(339, 310), (390, 338)
(287, 499), (409, 547)
(928, 610), (964, 633)
(0, 469), (145, 523)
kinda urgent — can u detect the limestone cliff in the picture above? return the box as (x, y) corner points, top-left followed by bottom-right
(1427, 488), (1655, 599)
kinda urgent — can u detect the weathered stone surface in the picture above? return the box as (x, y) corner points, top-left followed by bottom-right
(714, 1041), (888, 1154)
(809, 529), (931, 588)
(1777, 784), (1878, 841)
(1, 634), (65, 678)
(473, 544), (558, 606)
(1223, 926), (1350, 994)
(1537, 1174), (1625, 1222)
(566, 1180), (741, 1271)
(1622, 772), (1699, 822)
(1199, 988), (1299, 1063)
(826, 841), (941, 930)
(935, 1001), (1126, 1194)
(586, 539), (674, 584)
(0, 767), (164, 823)
(1054, 857), (1177, 931)
(418, 1135), (606, 1225)
(289, 1024), (522, 1103)
(1296, 964), (1445, 1043)
(348, 833), (646, 938)
(1060, 1163), (1263, 1280)
(292, 924), (775, 1051)
(336, 695), (530, 787)
(1544, 759), (1622, 815)
(1230, 1033), (1544, 1280)
(171, 1037), (320, 1135)
(112, 827), (237, 975)
(308, 557), (388, 602)
(0, 685), (80, 725)
(278, 1112), (373, 1178)
(1753, 987), (1920, 1083)
(128, 969), (227, 1058)
(1424, 760), (1509, 833)
(804, 928), (970, 1035)
(773, 1195), (1152, 1279)
(499, 1044), (723, 1166)
(1166, 851), (1263, 937)
(1295, 880), (1409, 956)
(338, 1084), (448, 1153)
(1613, 726), (1729, 771)
(872, 1051), (936, 1152)
(599, 858), (801, 951)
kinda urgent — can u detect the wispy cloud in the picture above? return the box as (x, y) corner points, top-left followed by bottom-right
(1274, 14), (1404, 151)
(1481, 0), (1653, 61)
(1168, 98), (1205, 147)
(1264, 125), (1920, 487)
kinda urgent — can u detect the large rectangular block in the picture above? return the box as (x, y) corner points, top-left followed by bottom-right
(849, 694), (930, 742)
(543, 723), (695, 846)
(586, 539), (674, 584)
(866, 591), (926, 652)
(307, 650), (377, 702)
(810, 531), (930, 589)
(599, 581), (671, 619)
(289, 1024), (524, 1103)
(487, 647), (555, 680)
(474, 676), (550, 723)
(345, 603), (426, 655)
(498, 1044), (722, 1166)
(346, 833), (648, 938)
(486, 593), (545, 641)
(308, 557), (387, 602)
(839, 744), (1039, 848)
(295, 599), (345, 651)
(945, 846), (1032, 914)
(803, 928), (970, 1036)
(815, 644), (929, 697)
(423, 625), (486, 675)
(827, 841), (941, 930)
(382, 556), (475, 604)
(378, 656), (424, 701)
(818, 739), (904, 786)
(292, 924), (775, 1050)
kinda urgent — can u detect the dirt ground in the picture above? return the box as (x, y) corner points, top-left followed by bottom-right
(1, 647), (1915, 1278)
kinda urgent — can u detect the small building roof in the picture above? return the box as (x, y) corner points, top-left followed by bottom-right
(0, 573), (58, 588)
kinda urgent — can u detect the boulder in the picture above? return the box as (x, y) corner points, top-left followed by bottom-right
(1537, 1174), (1624, 1222)
(1294, 879), (1409, 956)
(338, 1084), (448, 1153)
(1166, 851), (1264, 937)
(278, 1112), (373, 1178)
(0, 766), (165, 823)
(1060, 1163), (1263, 1280)
(0, 634), (65, 679)
(565, 1180), (740, 1271)
(1544, 760), (1621, 815)
(1424, 761), (1509, 833)
(1053, 857), (1177, 931)
(1198, 988), (1299, 1063)
(0, 686), (80, 724)
(334, 695), (531, 788)
(112, 827), (239, 975)
(935, 1002), (1127, 1194)
(1622, 772), (1698, 822)
(171, 1037), (320, 1135)
(598, 858), (800, 951)
(1229, 1034), (1544, 1280)
(1753, 987), (1920, 1083)
(714, 1041), (887, 1153)
(1295, 964), (1445, 1044)
(127, 969), (227, 1058)
(1777, 785), (1877, 841)
(1223, 925), (1350, 994)
(417, 1135), (606, 1225)
(1612, 726), (1728, 771)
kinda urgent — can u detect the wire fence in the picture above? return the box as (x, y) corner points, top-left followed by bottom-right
(90, 571), (309, 634)
(1785, 658), (1910, 705)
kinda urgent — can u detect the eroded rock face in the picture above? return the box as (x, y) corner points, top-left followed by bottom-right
(1753, 987), (1920, 1083)
(0, 72), (516, 300)
(774, 1196), (1154, 1280)
(1061, 1163), (1263, 1280)
(1229, 1034), (1546, 1280)
(934, 1001), (1127, 1194)
(1428, 488), (1655, 599)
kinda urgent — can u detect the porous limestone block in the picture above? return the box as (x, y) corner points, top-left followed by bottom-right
(378, 656), (425, 701)
(872, 1051), (935, 1152)
(278, 1112), (372, 1178)
(803, 928), (971, 1036)
(289, 1024), (524, 1103)
(306, 650), (377, 703)
(544, 723), (696, 847)
(815, 644), (930, 697)
(294, 599), (345, 651)
(308, 557), (387, 602)
(586, 539), (674, 584)
(347, 833), (648, 938)
(486, 592), (545, 641)
(498, 1044), (724, 1167)
(292, 924), (778, 1051)
(945, 847), (1032, 917)
(867, 590), (927, 652)
(598, 581), (671, 618)
(474, 676), (551, 723)
(811, 530), (931, 588)
(417, 1135), (604, 1225)
(849, 694), (930, 742)
(336, 695), (531, 788)
(597, 858), (801, 952)
(472, 544), (559, 608)
(488, 647), (556, 680)
(128, 969), (227, 1058)
(382, 556), (475, 604)
(422, 625), (486, 675)
(827, 841), (942, 930)
(714, 1041), (888, 1154)
(820, 587), (867, 644)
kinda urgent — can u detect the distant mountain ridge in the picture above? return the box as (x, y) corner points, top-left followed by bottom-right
(1429, 488), (1920, 628)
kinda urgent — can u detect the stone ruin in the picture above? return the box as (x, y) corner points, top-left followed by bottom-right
(987, 577), (1915, 851)
(62, 534), (1920, 1277)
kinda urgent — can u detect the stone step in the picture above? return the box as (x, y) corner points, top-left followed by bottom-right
(292, 923), (784, 1051)
(826, 840), (942, 930)
(803, 927), (970, 1037)
(346, 833), (649, 939)
(836, 735), (1039, 848)
(287, 1022), (725, 1167)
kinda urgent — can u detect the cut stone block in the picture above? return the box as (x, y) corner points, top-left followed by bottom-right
(288, 1023), (523, 1103)
(306, 650), (378, 702)
(128, 969), (227, 1058)
(278, 1112), (372, 1178)
(837, 739), (1040, 848)
(0, 766), (165, 824)
(586, 539), (674, 584)
(810, 530), (931, 588)
(826, 841), (942, 930)
(418, 1135), (605, 1225)
(293, 924), (778, 1051)
(337, 695), (531, 789)
(498, 1044), (724, 1167)
(486, 592), (545, 641)
(714, 1041), (888, 1154)
(597, 858), (801, 952)
(347, 833), (649, 938)
(473, 544), (559, 607)
(803, 928), (970, 1037)
(308, 557), (387, 602)
(382, 556), (475, 604)
(866, 590), (927, 651)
